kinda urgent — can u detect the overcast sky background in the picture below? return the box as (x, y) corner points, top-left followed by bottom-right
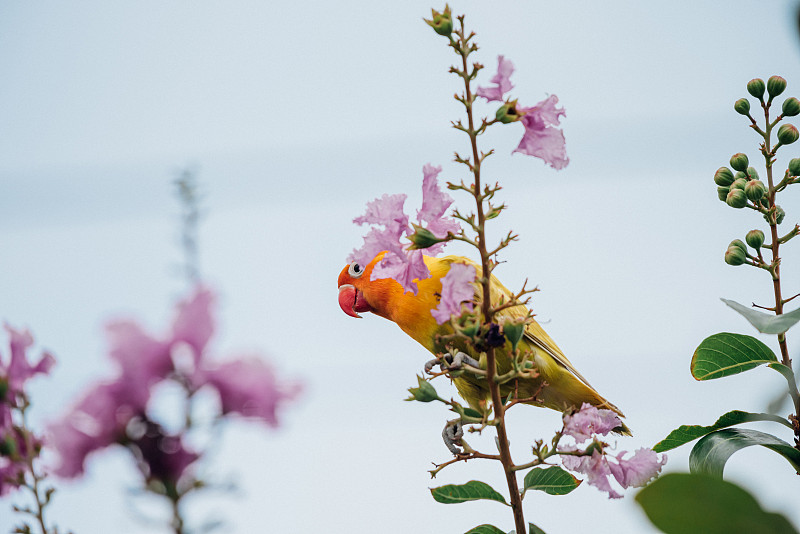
(2, 1), (800, 532)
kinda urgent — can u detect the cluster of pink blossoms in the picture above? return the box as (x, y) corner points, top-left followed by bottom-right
(560, 403), (667, 499)
(477, 55), (569, 170)
(349, 164), (462, 294)
(48, 287), (300, 483)
(0, 325), (54, 495)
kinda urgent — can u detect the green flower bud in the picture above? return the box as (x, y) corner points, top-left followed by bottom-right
(745, 179), (767, 201)
(0, 435), (15, 457)
(407, 224), (447, 250)
(778, 124), (799, 145)
(424, 5), (453, 37)
(0, 379), (6, 403)
(734, 98), (751, 115)
(713, 167), (735, 186)
(730, 153), (749, 172)
(495, 100), (520, 124)
(731, 178), (747, 190)
(767, 76), (787, 99)
(776, 205), (785, 224)
(746, 229), (765, 250)
(745, 167), (759, 180)
(717, 186), (730, 201)
(405, 375), (439, 402)
(788, 158), (800, 176)
(728, 239), (747, 254)
(502, 319), (525, 352)
(725, 246), (747, 266)
(726, 188), (748, 208)
(782, 97), (800, 117)
(747, 78), (766, 99)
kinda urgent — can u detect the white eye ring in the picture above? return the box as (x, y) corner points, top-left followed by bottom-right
(348, 261), (364, 278)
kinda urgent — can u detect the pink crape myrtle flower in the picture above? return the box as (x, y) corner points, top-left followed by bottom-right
(349, 164), (460, 294)
(198, 358), (301, 425)
(515, 96), (569, 170)
(431, 263), (476, 325)
(563, 402), (622, 442)
(476, 55), (514, 102)
(1, 324), (55, 402)
(49, 286), (299, 479)
(559, 404), (666, 499)
(477, 56), (569, 170)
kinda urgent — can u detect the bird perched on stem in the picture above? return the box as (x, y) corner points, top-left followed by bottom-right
(338, 252), (629, 434)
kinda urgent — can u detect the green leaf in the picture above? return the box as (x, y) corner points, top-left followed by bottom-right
(430, 480), (507, 505)
(691, 333), (777, 380)
(722, 298), (800, 335)
(465, 525), (505, 534)
(653, 410), (792, 452)
(636, 473), (799, 534)
(689, 428), (800, 477)
(528, 524), (548, 534)
(522, 466), (581, 496)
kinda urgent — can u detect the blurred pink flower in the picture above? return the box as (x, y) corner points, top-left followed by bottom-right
(515, 96), (569, 170)
(476, 55), (514, 102)
(198, 358), (301, 425)
(1, 324), (54, 401)
(431, 263), (476, 325)
(349, 165), (459, 294)
(49, 286), (298, 479)
(48, 382), (137, 478)
(563, 403), (621, 442)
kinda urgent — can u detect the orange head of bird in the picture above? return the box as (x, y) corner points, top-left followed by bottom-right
(337, 252), (398, 319)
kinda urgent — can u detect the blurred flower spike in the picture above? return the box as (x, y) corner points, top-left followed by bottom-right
(477, 56), (569, 170)
(48, 286), (300, 480)
(349, 164), (460, 294)
(560, 404), (666, 499)
(0, 325), (54, 496)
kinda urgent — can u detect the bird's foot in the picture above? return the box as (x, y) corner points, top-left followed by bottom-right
(442, 419), (465, 455)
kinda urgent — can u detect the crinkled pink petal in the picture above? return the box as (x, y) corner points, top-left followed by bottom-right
(171, 286), (215, 362)
(350, 194), (410, 267)
(514, 96), (569, 170)
(373, 249), (430, 295)
(476, 55), (515, 102)
(563, 403), (622, 442)
(105, 321), (172, 389)
(349, 226), (406, 268)
(199, 358), (300, 426)
(417, 164), (451, 222)
(353, 193), (409, 229)
(609, 448), (667, 488)
(3, 324), (55, 396)
(562, 450), (622, 499)
(432, 263), (476, 325)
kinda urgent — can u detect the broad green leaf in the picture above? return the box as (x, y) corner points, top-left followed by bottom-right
(690, 428), (800, 477)
(691, 333), (777, 380)
(722, 298), (800, 335)
(528, 524), (548, 534)
(430, 480), (507, 505)
(465, 525), (505, 534)
(636, 473), (799, 534)
(522, 466), (581, 496)
(653, 410), (792, 452)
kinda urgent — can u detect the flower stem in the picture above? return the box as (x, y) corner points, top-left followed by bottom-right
(454, 16), (526, 534)
(19, 401), (51, 534)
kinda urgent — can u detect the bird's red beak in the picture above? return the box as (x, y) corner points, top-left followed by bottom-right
(338, 284), (373, 318)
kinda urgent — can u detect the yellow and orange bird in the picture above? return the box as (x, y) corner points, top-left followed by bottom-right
(338, 252), (629, 431)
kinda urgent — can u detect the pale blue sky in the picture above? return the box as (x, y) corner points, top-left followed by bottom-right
(2, 1), (800, 532)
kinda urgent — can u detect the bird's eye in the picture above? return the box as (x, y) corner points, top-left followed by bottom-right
(348, 262), (364, 278)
